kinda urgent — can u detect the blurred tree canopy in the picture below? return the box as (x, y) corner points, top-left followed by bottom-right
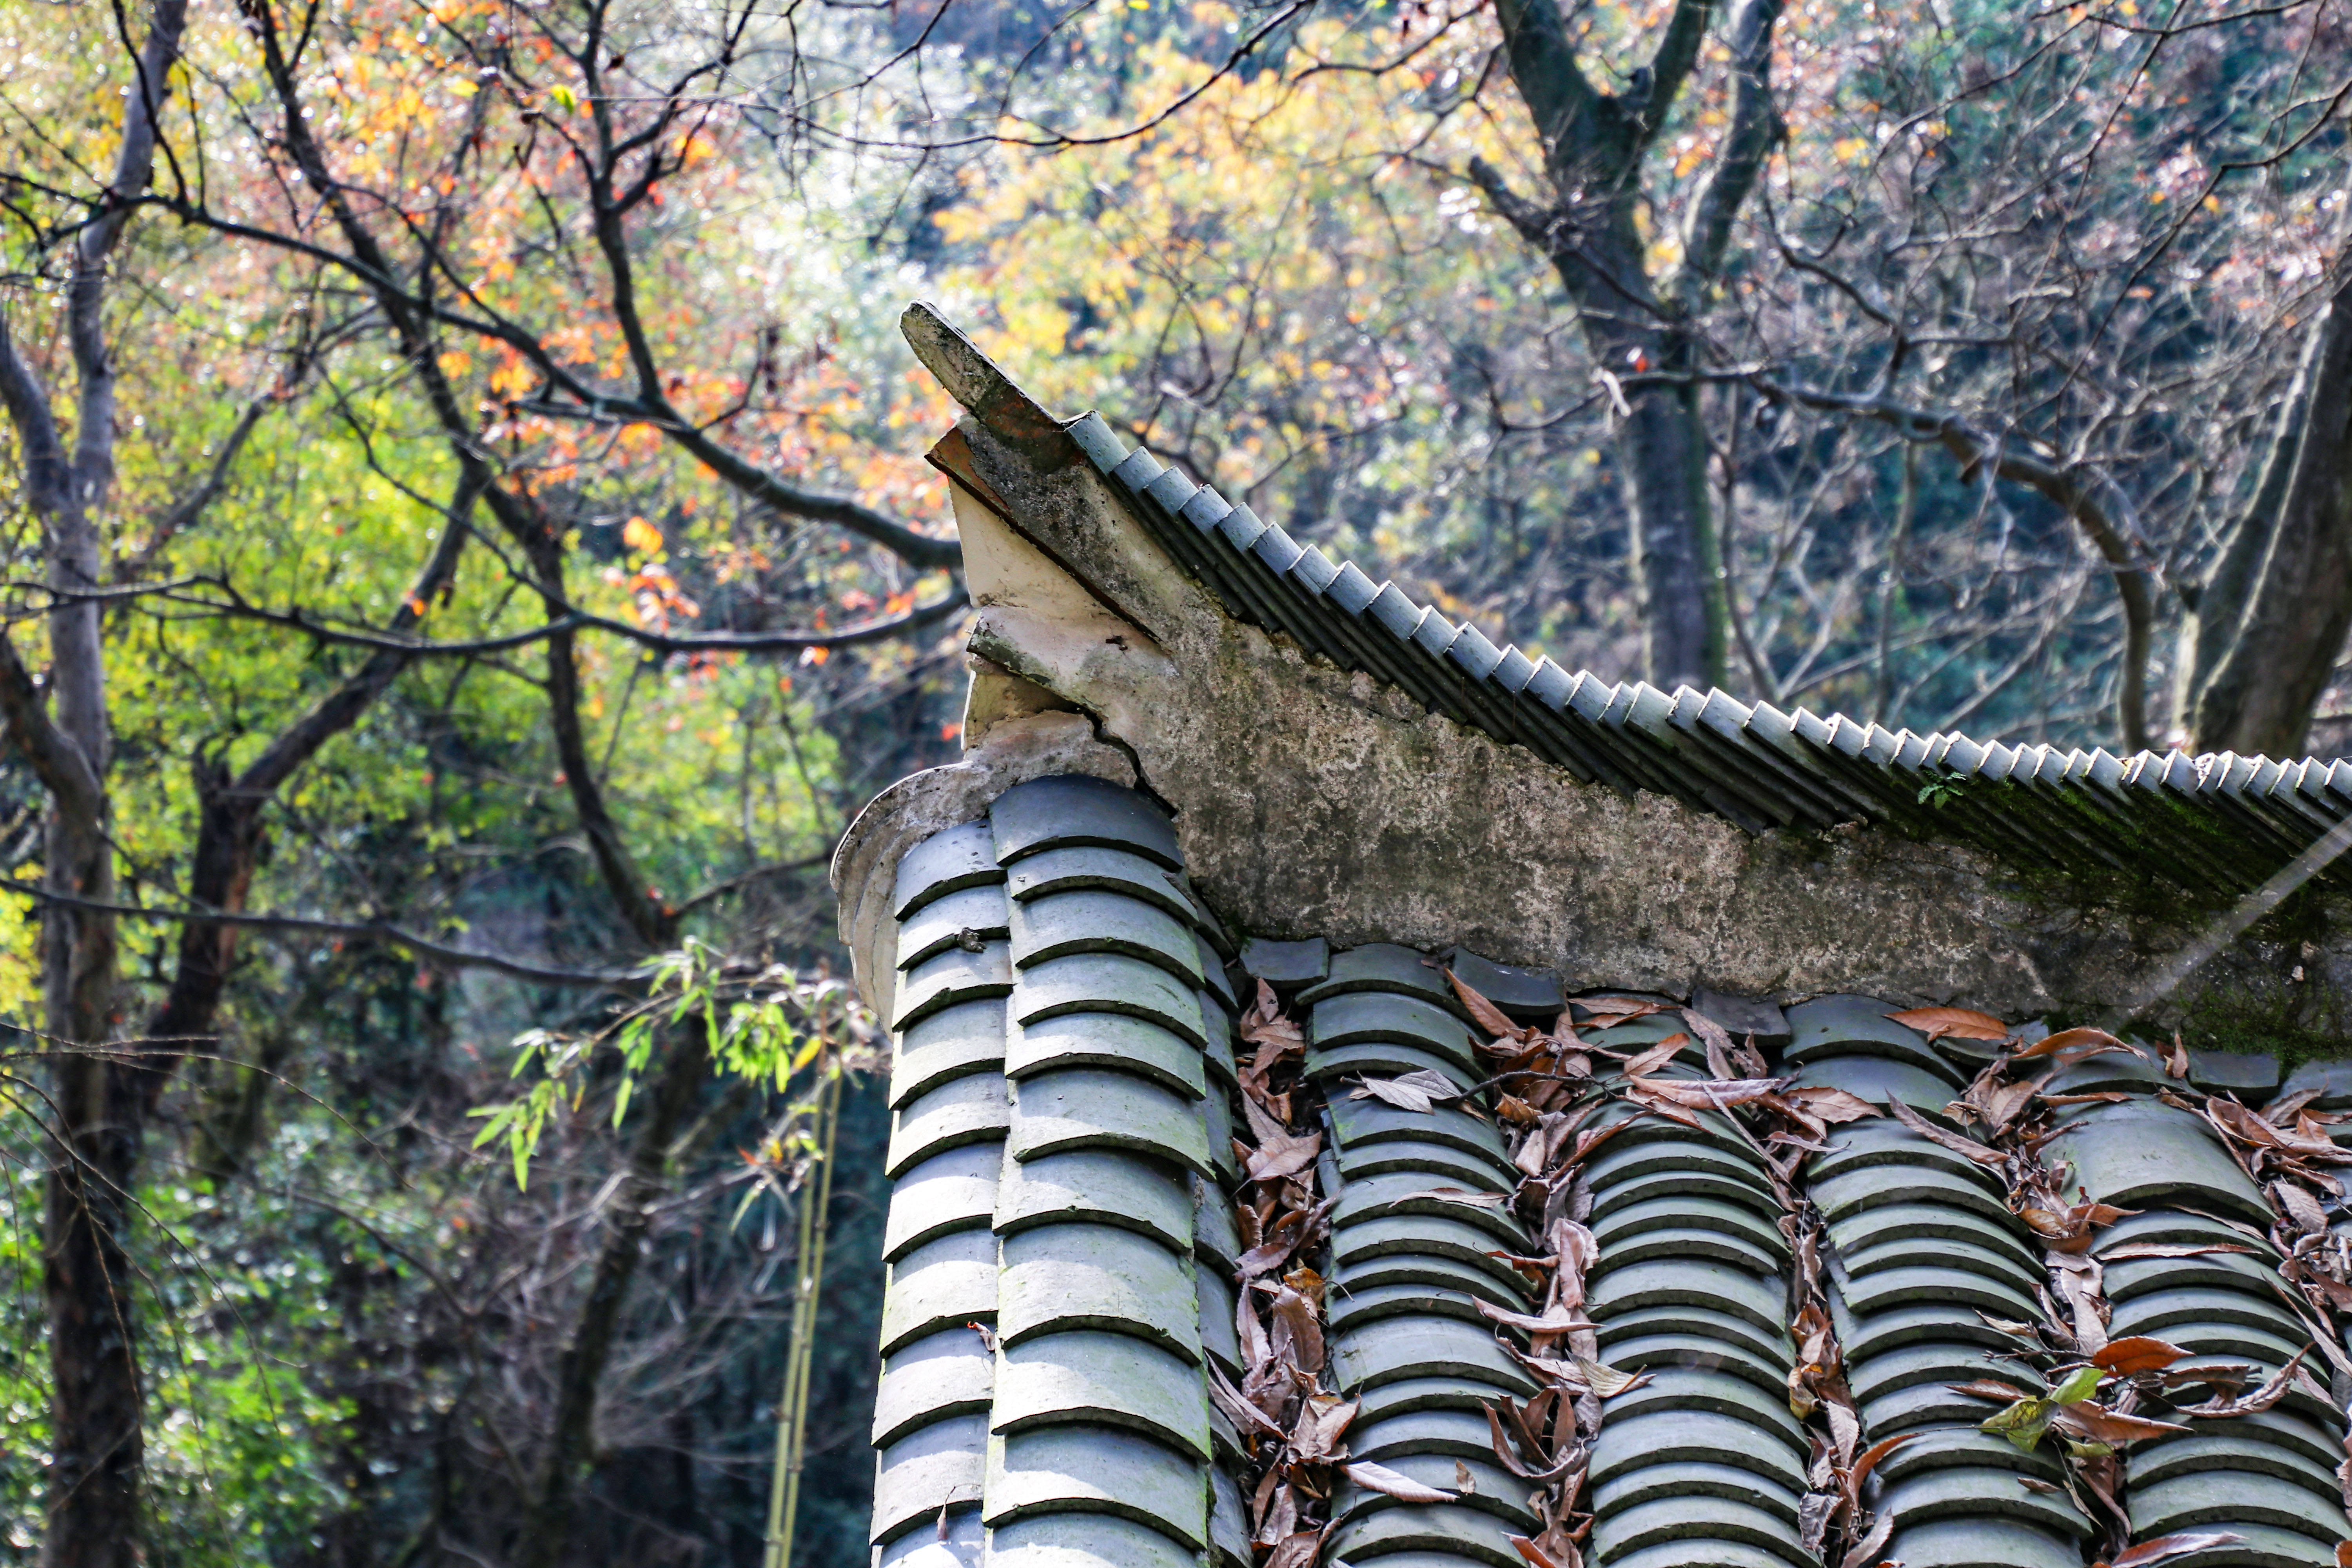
(0, 0), (2344, 1562)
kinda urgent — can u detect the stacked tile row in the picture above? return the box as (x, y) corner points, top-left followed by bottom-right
(1791, 999), (2094, 1568)
(1313, 944), (1542, 1568)
(1058, 407), (2352, 893)
(873, 817), (1017, 1566)
(868, 776), (1234, 1567)
(985, 775), (1217, 1567)
(2042, 1090), (2352, 1565)
(1576, 1009), (1811, 1568)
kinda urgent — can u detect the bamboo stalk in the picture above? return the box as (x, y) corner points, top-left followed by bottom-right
(763, 1060), (842, 1568)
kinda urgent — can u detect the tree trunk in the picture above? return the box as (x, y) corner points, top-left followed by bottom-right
(2190, 267), (2352, 758)
(1482, 0), (1736, 692)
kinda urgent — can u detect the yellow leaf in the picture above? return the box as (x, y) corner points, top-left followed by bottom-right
(622, 516), (664, 554)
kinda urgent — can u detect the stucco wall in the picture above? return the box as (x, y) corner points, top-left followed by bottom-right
(837, 415), (2352, 1051)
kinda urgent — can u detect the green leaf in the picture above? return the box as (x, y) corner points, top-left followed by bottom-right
(1980, 1395), (2052, 1452)
(2050, 1365), (2102, 1405)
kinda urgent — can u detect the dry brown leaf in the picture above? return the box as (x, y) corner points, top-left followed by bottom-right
(1847, 1431), (1915, 1490)
(2105, 1531), (2248, 1568)
(1448, 969), (1527, 1043)
(1625, 1073), (1783, 1109)
(1577, 996), (1664, 1026)
(2049, 1403), (2190, 1443)
(1497, 1094), (1541, 1126)
(1262, 1528), (1321, 1568)
(1404, 1184), (1511, 1208)
(1887, 1005), (2010, 1042)
(1507, 1534), (1577, 1568)
(1267, 1282), (1325, 1374)
(2272, 1180), (2332, 1234)
(2100, 1241), (2256, 1260)
(2091, 1336), (2191, 1376)
(2013, 1025), (2133, 1062)
(2165, 1032), (2191, 1081)
(1343, 1459), (1456, 1504)
(1886, 1096), (2008, 1167)
(1838, 1506), (1893, 1568)
(1288, 1392), (1356, 1462)
(1620, 1036), (1690, 1078)
(1348, 1067), (1463, 1114)
(1973, 1076), (2041, 1131)
(1777, 1085), (1885, 1125)
(2174, 1351), (2307, 1417)
(1574, 1356), (1643, 1397)
(1947, 1379), (2036, 1402)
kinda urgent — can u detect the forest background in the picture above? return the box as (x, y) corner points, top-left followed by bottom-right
(0, 0), (2345, 1562)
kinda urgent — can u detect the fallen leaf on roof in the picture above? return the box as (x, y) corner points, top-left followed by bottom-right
(2012, 1025), (2133, 1063)
(2091, 1336), (2190, 1375)
(1886, 1096), (2007, 1166)
(1888, 1005), (2009, 1041)
(1626, 1073), (1781, 1108)
(1620, 1036), (1689, 1077)
(2102, 1531), (2247, 1568)
(1344, 1460), (1456, 1503)
(1573, 1356), (1644, 1397)
(1348, 1068), (1461, 1114)
(1777, 1085), (1884, 1124)
(1403, 1185), (1510, 1207)
(2051, 1403), (2189, 1443)
(1448, 969), (1526, 1042)
(2174, 1351), (2307, 1417)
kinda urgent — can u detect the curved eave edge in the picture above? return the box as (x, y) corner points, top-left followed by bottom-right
(899, 300), (2352, 900)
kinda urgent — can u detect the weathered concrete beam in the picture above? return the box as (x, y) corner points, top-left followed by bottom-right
(837, 410), (2352, 1054)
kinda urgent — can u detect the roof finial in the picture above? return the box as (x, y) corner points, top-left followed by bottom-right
(900, 301), (1074, 463)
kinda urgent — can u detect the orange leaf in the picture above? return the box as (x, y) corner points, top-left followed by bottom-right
(1887, 1005), (2010, 1041)
(2091, 1336), (2191, 1376)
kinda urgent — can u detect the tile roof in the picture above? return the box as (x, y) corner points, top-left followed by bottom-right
(864, 779), (2352, 1568)
(902, 303), (2352, 899)
(1059, 405), (2352, 896)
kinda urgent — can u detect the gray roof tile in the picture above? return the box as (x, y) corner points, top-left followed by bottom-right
(1322, 1501), (1523, 1568)
(1880, 1519), (2085, 1568)
(1011, 954), (1208, 1048)
(1588, 1494), (1810, 1568)
(871, 1328), (993, 1448)
(871, 1413), (988, 1544)
(991, 775), (1181, 870)
(893, 943), (1016, 1033)
(982, 1425), (1207, 1549)
(882, 1143), (1002, 1262)
(1005, 1014), (1204, 1101)
(995, 1150), (1193, 1257)
(2129, 1469), (2352, 1547)
(984, 1510), (1202, 1568)
(879, 1230), (1000, 1354)
(886, 1073), (1009, 1178)
(1879, 1469), (2092, 1537)
(1009, 889), (1203, 984)
(1589, 1408), (1810, 1491)
(998, 1222), (1202, 1363)
(1590, 1463), (1802, 1528)
(2038, 1099), (2274, 1225)
(1006, 1069), (1212, 1175)
(1310, 992), (1478, 1066)
(889, 998), (1007, 1109)
(895, 884), (1012, 971)
(991, 1329), (1210, 1457)
(1328, 1315), (1540, 1395)
(1237, 936), (1328, 986)
(892, 819), (1002, 920)
(1004, 845), (1195, 923)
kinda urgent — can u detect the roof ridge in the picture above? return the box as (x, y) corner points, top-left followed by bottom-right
(900, 301), (2352, 898)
